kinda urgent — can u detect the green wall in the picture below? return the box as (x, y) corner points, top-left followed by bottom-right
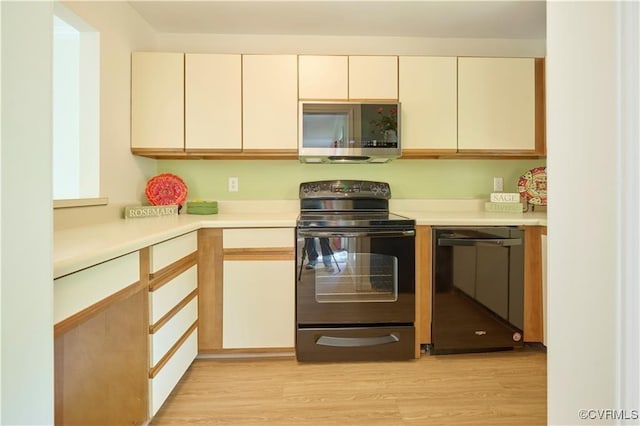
(157, 158), (546, 200)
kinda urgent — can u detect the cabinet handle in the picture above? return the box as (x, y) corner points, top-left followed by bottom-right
(438, 237), (522, 247)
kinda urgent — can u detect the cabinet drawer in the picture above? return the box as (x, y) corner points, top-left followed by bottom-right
(151, 232), (197, 273)
(150, 296), (198, 367)
(149, 327), (198, 417)
(149, 265), (197, 324)
(223, 228), (293, 249)
(54, 252), (139, 324)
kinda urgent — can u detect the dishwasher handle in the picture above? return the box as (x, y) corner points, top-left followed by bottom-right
(438, 237), (522, 247)
(298, 229), (415, 238)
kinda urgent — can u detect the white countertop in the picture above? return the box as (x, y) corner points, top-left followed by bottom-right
(54, 199), (546, 279)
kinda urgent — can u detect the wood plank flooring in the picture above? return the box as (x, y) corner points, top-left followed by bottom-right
(151, 348), (546, 425)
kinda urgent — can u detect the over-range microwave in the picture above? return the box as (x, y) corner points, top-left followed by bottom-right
(298, 101), (401, 163)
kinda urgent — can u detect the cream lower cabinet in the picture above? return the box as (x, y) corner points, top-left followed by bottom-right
(222, 228), (295, 349)
(147, 232), (199, 417)
(54, 252), (148, 426)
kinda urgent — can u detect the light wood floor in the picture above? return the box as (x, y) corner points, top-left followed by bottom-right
(151, 348), (546, 425)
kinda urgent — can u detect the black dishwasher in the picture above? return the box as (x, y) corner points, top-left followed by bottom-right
(431, 227), (524, 355)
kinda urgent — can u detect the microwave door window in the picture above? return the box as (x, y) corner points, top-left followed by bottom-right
(303, 113), (349, 148)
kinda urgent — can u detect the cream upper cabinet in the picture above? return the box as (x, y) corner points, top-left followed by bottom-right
(348, 56), (398, 100)
(185, 54), (242, 151)
(398, 56), (457, 152)
(131, 52), (184, 150)
(298, 55), (348, 100)
(242, 55), (298, 152)
(458, 57), (537, 151)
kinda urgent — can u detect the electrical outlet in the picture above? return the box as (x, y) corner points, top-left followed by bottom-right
(228, 176), (239, 192)
(493, 177), (504, 192)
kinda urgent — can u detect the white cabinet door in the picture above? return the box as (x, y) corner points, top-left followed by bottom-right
(398, 56), (457, 151)
(298, 55), (348, 100)
(222, 228), (295, 349)
(458, 57), (536, 151)
(348, 56), (398, 100)
(242, 55), (298, 151)
(185, 54), (242, 151)
(222, 260), (295, 348)
(131, 52), (184, 150)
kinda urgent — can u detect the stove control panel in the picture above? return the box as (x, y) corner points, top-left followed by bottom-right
(299, 180), (391, 199)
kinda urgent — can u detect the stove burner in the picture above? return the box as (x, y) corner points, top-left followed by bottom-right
(297, 180), (414, 230)
(297, 212), (414, 229)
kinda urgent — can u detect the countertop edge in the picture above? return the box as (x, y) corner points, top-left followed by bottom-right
(54, 210), (546, 279)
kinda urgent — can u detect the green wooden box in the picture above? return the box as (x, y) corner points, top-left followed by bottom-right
(186, 201), (218, 215)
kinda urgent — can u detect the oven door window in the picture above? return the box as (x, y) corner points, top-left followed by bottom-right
(306, 237), (398, 303)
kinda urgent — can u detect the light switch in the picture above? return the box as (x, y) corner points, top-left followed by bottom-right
(228, 176), (239, 192)
(493, 177), (504, 192)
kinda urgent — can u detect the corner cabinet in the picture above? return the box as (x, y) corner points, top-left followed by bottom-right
(54, 252), (148, 425)
(221, 228), (296, 350)
(131, 52), (296, 159)
(131, 52), (184, 151)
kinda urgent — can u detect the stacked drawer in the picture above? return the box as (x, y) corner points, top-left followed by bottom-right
(147, 232), (199, 416)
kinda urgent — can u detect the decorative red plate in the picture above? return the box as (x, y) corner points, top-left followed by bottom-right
(145, 173), (188, 206)
(518, 166), (547, 206)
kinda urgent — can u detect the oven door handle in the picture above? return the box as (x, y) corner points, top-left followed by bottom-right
(316, 334), (400, 348)
(298, 230), (415, 238)
(438, 237), (522, 247)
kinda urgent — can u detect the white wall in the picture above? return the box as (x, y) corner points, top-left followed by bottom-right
(618, 1), (640, 415)
(157, 33), (545, 57)
(0, 1), (159, 421)
(1, 2), (54, 424)
(61, 1), (157, 204)
(53, 1), (158, 229)
(547, 1), (639, 424)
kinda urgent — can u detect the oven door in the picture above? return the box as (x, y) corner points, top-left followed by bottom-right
(296, 227), (415, 325)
